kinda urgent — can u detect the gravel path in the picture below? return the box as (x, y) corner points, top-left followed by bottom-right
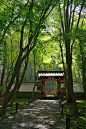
(0, 100), (66, 129)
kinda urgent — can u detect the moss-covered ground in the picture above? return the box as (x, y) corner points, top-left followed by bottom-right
(0, 98), (86, 129)
(0, 98), (30, 118)
(63, 100), (86, 129)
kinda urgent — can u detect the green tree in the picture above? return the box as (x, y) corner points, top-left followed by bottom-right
(0, 0), (57, 117)
(46, 0), (86, 114)
(0, 0), (30, 86)
(58, 0), (86, 114)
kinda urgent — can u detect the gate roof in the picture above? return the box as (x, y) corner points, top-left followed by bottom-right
(37, 70), (64, 81)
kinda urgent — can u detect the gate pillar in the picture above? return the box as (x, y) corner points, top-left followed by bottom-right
(41, 80), (45, 95)
(57, 79), (60, 95)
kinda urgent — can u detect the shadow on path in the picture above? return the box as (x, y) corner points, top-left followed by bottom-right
(0, 100), (66, 129)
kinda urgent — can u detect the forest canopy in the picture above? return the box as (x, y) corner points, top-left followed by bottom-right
(0, 0), (86, 117)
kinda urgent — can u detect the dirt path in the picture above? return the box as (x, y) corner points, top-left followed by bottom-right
(0, 100), (66, 129)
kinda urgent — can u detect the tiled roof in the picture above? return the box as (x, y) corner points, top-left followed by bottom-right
(38, 71), (64, 77)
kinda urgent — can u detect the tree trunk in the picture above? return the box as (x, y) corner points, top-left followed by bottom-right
(67, 53), (78, 114)
(0, 90), (9, 116)
(85, 57), (86, 99)
(0, 67), (5, 86)
(8, 70), (20, 102)
(0, 52), (23, 117)
(65, 38), (78, 114)
(8, 57), (29, 107)
(31, 51), (36, 102)
(80, 42), (86, 99)
(59, 34), (72, 102)
(0, 40), (7, 87)
(82, 56), (86, 99)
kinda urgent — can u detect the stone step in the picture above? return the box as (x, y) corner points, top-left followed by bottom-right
(40, 96), (59, 100)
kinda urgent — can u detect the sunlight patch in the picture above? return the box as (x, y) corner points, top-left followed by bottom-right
(20, 122), (27, 127)
(39, 100), (58, 104)
(34, 124), (49, 129)
(37, 116), (48, 119)
(8, 116), (14, 119)
(80, 117), (86, 121)
(12, 125), (17, 129)
(49, 120), (55, 125)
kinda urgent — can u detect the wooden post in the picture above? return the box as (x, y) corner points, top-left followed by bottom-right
(41, 81), (43, 95)
(66, 116), (70, 129)
(57, 78), (60, 95)
(41, 79), (45, 95)
(16, 103), (18, 113)
(61, 104), (64, 114)
(41, 77), (43, 95)
(43, 80), (45, 95)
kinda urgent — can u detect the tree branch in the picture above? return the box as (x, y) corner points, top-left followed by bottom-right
(44, 2), (57, 19)
(20, 17), (27, 50)
(1, 0), (30, 42)
(71, 4), (76, 30)
(71, 39), (75, 55)
(76, 0), (85, 28)
(59, 1), (64, 33)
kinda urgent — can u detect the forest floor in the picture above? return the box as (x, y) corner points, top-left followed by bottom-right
(63, 100), (86, 129)
(0, 98), (86, 129)
(0, 99), (66, 129)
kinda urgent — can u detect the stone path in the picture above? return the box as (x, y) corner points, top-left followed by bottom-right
(0, 100), (66, 129)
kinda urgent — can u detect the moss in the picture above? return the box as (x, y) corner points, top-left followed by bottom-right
(63, 100), (86, 129)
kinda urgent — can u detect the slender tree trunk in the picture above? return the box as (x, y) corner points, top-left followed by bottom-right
(8, 69), (20, 102)
(0, 40), (7, 86)
(0, 52), (23, 117)
(79, 42), (86, 99)
(8, 57), (29, 107)
(0, 67), (5, 86)
(85, 57), (86, 99)
(82, 55), (86, 99)
(5, 70), (10, 87)
(31, 51), (36, 102)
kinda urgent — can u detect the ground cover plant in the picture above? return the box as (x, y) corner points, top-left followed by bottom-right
(63, 100), (86, 129)
(0, 98), (29, 119)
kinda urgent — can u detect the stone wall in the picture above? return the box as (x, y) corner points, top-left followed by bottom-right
(11, 83), (40, 92)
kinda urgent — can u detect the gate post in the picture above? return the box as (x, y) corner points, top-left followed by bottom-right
(16, 103), (18, 113)
(57, 78), (60, 95)
(66, 116), (70, 129)
(41, 80), (45, 95)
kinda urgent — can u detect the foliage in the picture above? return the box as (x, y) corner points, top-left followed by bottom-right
(0, 0), (60, 117)
(0, 0), (86, 117)
(63, 100), (86, 129)
(0, 98), (28, 118)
